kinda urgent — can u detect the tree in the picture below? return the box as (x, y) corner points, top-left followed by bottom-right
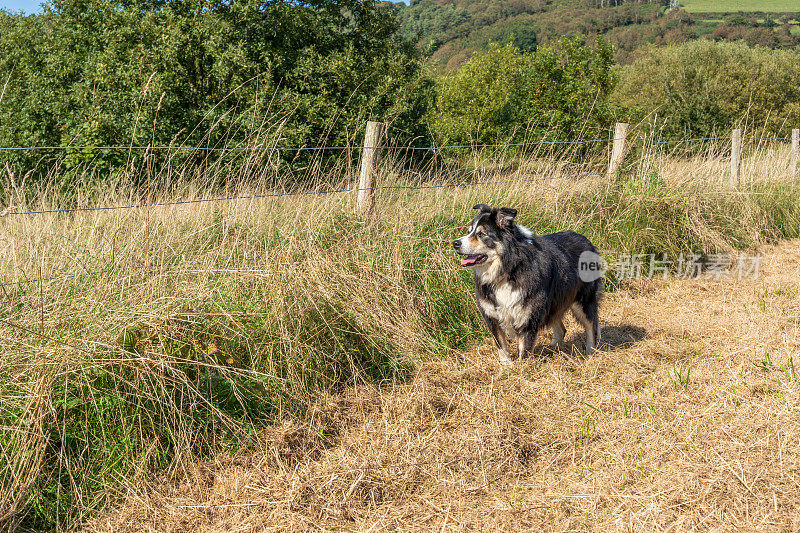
(614, 40), (800, 138)
(430, 39), (615, 149)
(0, 0), (432, 180)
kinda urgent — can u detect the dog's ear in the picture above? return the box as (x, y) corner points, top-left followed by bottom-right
(497, 207), (517, 228)
(473, 204), (491, 213)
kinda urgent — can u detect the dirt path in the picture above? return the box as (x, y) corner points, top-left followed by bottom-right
(91, 241), (800, 532)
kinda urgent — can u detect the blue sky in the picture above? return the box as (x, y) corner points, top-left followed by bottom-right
(1, 0), (42, 14)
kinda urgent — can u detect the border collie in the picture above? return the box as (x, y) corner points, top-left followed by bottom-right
(453, 204), (602, 363)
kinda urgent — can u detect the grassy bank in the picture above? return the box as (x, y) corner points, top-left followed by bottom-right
(1, 145), (800, 529)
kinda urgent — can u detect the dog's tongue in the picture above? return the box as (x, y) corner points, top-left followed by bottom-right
(460, 255), (480, 266)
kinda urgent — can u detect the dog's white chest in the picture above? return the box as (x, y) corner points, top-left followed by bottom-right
(480, 283), (529, 333)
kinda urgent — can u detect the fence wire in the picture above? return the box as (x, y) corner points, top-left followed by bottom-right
(0, 137), (620, 153)
(1, 134), (790, 153)
(2, 133), (792, 217)
(1, 172), (603, 217)
(2, 128), (797, 286)
(0, 172), (604, 287)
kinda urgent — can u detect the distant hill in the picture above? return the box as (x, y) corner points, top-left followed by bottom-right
(393, 0), (800, 70)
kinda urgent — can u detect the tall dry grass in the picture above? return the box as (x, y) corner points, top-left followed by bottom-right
(1, 134), (799, 530)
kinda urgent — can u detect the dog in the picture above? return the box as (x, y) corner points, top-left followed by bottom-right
(452, 204), (602, 363)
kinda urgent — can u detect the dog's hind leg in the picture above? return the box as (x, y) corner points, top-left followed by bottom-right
(571, 299), (599, 355)
(550, 313), (566, 347)
(595, 315), (601, 344)
(571, 279), (601, 354)
(586, 290), (601, 349)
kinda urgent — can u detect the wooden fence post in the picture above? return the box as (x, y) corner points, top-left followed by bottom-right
(607, 122), (629, 176)
(730, 129), (742, 188)
(791, 128), (799, 179)
(357, 121), (386, 217)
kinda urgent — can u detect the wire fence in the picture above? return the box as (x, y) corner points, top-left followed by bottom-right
(0, 134), (630, 218)
(2, 128), (798, 288)
(654, 136), (790, 144)
(0, 172), (603, 217)
(0, 138), (615, 152)
(0, 135), (791, 153)
(0, 170), (605, 287)
(2, 130), (796, 218)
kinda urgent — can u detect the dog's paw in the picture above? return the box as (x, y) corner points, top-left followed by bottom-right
(498, 351), (513, 365)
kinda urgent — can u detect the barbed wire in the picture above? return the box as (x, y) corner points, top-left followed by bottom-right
(2, 129), (796, 283)
(651, 136), (792, 144)
(653, 136), (727, 144)
(0, 138), (620, 153)
(0, 134), (792, 154)
(0, 172), (608, 286)
(0, 172), (603, 217)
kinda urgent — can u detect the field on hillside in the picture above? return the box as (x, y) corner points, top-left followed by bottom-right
(681, 0), (800, 12)
(2, 140), (800, 530)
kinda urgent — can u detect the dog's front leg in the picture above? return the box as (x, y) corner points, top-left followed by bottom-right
(518, 330), (538, 360)
(518, 308), (544, 359)
(486, 319), (512, 364)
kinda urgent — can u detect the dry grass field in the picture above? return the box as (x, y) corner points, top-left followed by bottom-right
(86, 239), (800, 532)
(1, 141), (799, 531)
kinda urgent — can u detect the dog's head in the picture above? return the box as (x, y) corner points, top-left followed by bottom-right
(452, 204), (518, 269)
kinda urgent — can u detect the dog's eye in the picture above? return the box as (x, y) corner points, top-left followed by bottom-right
(477, 230), (485, 238)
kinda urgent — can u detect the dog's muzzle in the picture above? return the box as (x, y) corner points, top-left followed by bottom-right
(453, 239), (487, 267)
(459, 254), (487, 267)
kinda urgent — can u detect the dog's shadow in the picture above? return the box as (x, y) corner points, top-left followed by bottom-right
(531, 324), (647, 359)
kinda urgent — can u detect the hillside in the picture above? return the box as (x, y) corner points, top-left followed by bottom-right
(394, 0), (800, 69)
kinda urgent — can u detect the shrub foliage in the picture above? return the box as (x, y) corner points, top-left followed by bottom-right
(430, 39), (616, 149)
(614, 40), (800, 138)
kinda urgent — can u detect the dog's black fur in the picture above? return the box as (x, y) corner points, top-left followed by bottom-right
(453, 204), (602, 362)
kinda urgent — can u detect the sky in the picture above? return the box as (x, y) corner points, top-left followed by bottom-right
(1, 0), (42, 14)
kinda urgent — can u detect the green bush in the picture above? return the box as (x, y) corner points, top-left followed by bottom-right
(614, 40), (800, 139)
(429, 39), (616, 150)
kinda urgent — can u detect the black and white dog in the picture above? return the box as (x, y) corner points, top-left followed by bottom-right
(453, 204), (602, 363)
